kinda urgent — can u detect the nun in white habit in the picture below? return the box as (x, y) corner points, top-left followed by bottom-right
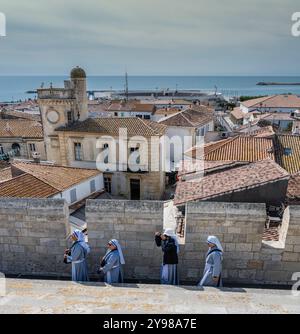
(198, 236), (223, 287)
(65, 229), (90, 282)
(155, 228), (180, 285)
(99, 239), (125, 284)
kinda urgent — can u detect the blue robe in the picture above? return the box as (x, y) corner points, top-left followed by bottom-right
(198, 247), (223, 287)
(102, 250), (124, 284)
(67, 242), (89, 282)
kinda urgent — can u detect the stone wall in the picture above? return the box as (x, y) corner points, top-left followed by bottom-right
(86, 199), (164, 280)
(86, 200), (300, 285)
(0, 198), (70, 277)
(181, 202), (266, 283)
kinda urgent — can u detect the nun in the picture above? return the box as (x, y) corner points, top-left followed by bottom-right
(64, 229), (90, 282)
(198, 236), (223, 287)
(99, 239), (125, 284)
(155, 228), (179, 285)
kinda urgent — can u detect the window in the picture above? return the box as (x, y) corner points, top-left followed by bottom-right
(70, 188), (77, 203)
(104, 176), (112, 194)
(103, 143), (109, 164)
(90, 179), (96, 193)
(144, 115), (151, 120)
(0, 145), (4, 155)
(130, 147), (140, 164)
(12, 143), (21, 156)
(74, 143), (82, 161)
(29, 143), (36, 152)
(67, 111), (73, 123)
(114, 112), (118, 117)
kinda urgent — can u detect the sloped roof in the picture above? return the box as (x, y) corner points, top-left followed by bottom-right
(241, 95), (300, 109)
(286, 172), (300, 203)
(56, 117), (167, 137)
(159, 107), (214, 127)
(174, 159), (289, 205)
(186, 136), (274, 162)
(231, 107), (245, 120)
(12, 162), (101, 192)
(0, 120), (43, 138)
(274, 134), (300, 174)
(0, 173), (59, 198)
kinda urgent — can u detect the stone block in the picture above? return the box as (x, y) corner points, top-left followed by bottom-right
(247, 260), (264, 270)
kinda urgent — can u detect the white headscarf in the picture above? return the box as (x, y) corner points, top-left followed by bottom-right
(72, 229), (91, 254)
(163, 228), (180, 254)
(207, 235), (224, 253)
(110, 239), (125, 265)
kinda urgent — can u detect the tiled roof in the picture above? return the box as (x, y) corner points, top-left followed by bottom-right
(154, 108), (181, 115)
(12, 162), (101, 192)
(159, 107), (214, 127)
(241, 95), (300, 109)
(186, 136), (274, 162)
(174, 159), (289, 205)
(0, 120), (43, 138)
(241, 96), (274, 108)
(56, 117), (167, 137)
(231, 107), (245, 120)
(0, 167), (12, 183)
(0, 110), (41, 121)
(286, 172), (300, 203)
(274, 135), (300, 174)
(238, 126), (275, 138)
(177, 160), (249, 177)
(0, 173), (59, 198)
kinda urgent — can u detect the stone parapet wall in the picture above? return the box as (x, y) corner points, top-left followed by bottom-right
(0, 198), (70, 277)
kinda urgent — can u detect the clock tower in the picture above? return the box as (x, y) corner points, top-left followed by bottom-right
(38, 67), (88, 163)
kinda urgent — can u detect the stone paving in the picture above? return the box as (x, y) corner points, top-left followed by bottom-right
(0, 278), (299, 314)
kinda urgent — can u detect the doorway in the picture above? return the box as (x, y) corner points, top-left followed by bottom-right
(130, 179), (140, 200)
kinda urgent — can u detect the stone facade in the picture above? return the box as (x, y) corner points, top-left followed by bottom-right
(0, 198), (70, 277)
(86, 199), (164, 280)
(0, 198), (300, 285)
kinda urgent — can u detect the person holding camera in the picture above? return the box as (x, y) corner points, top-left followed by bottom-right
(155, 228), (179, 285)
(64, 229), (90, 282)
(98, 239), (125, 284)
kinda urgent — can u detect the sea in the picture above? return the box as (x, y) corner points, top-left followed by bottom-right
(1, 75), (300, 102)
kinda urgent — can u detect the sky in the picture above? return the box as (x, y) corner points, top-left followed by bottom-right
(0, 0), (299, 75)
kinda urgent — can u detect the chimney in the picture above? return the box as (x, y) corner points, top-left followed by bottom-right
(32, 152), (41, 163)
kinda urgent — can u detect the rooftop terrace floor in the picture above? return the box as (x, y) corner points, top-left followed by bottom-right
(0, 278), (299, 314)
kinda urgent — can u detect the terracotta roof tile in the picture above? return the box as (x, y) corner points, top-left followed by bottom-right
(186, 136), (274, 162)
(56, 117), (166, 137)
(274, 135), (300, 174)
(0, 120), (43, 138)
(241, 95), (300, 109)
(0, 173), (59, 198)
(159, 106), (214, 127)
(174, 159), (289, 205)
(12, 162), (101, 192)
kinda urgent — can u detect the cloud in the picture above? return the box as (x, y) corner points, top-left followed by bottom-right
(0, 0), (299, 74)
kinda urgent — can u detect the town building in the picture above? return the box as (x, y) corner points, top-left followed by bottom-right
(159, 107), (214, 167)
(0, 119), (46, 161)
(37, 68), (167, 200)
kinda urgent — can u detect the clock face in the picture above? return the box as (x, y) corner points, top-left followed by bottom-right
(46, 109), (60, 124)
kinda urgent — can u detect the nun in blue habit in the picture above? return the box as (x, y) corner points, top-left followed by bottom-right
(198, 236), (224, 287)
(99, 239), (125, 284)
(65, 229), (91, 282)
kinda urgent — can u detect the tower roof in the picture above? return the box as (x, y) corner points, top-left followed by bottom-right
(70, 66), (86, 79)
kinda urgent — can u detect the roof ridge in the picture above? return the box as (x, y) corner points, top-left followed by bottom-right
(138, 117), (161, 135)
(251, 95), (276, 107)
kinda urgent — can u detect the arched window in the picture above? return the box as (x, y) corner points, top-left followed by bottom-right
(12, 143), (21, 156)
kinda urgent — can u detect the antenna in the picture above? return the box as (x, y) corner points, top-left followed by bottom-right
(125, 71), (129, 101)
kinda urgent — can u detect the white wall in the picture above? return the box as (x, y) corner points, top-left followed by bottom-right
(52, 174), (104, 205)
